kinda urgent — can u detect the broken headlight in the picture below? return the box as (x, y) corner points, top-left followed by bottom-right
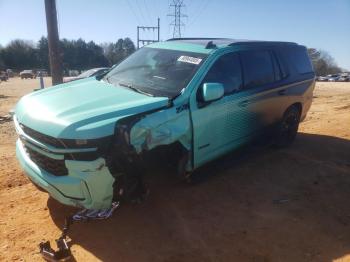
(65, 136), (113, 161)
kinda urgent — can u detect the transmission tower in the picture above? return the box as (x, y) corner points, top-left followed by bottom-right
(168, 0), (187, 38)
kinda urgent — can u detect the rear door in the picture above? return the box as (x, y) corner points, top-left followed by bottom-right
(239, 49), (287, 128)
(190, 49), (285, 168)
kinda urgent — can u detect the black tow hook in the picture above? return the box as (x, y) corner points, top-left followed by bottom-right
(39, 216), (73, 262)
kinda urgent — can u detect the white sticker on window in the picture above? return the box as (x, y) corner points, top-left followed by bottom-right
(177, 56), (202, 65)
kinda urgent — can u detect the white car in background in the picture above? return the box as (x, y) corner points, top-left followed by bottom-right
(327, 74), (340, 82)
(20, 70), (36, 79)
(316, 76), (329, 81)
(63, 67), (110, 83)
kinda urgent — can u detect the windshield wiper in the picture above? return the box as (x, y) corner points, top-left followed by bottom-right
(119, 81), (154, 97)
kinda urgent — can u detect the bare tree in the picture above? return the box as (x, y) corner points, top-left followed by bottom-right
(308, 48), (342, 76)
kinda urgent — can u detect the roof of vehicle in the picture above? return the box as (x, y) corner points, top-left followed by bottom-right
(148, 38), (298, 54)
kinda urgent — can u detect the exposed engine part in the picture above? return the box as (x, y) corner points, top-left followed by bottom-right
(112, 172), (150, 203)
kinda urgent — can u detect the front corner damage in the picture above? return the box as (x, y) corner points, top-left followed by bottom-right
(65, 157), (116, 209)
(106, 106), (193, 204)
(129, 107), (192, 155)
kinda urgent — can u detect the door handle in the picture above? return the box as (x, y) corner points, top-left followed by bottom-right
(278, 89), (286, 96)
(238, 100), (250, 107)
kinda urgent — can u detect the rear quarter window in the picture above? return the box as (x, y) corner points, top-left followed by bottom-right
(283, 46), (313, 74)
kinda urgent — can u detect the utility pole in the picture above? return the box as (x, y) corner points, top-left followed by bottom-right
(137, 18), (160, 49)
(44, 0), (63, 85)
(168, 0), (187, 38)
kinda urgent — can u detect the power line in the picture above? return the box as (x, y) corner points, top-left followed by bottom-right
(167, 0), (187, 38)
(188, 0), (210, 28)
(143, 0), (153, 25)
(125, 0), (142, 25)
(135, 0), (149, 25)
(155, 0), (161, 20)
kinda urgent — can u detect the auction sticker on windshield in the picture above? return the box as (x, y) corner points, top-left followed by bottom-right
(177, 56), (202, 65)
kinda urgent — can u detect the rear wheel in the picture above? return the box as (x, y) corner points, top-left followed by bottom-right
(274, 105), (301, 147)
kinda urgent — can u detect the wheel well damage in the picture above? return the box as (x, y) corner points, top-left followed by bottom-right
(105, 104), (193, 202)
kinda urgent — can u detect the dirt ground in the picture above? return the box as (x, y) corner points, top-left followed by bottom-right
(0, 78), (350, 262)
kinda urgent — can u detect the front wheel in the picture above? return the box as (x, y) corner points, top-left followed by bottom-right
(177, 153), (192, 183)
(274, 106), (301, 148)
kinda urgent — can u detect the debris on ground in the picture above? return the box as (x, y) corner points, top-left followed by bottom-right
(72, 201), (120, 221)
(40, 202), (120, 261)
(0, 115), (12, 124)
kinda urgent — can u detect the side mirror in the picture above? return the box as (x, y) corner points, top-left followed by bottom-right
(202, 83), (224, 102)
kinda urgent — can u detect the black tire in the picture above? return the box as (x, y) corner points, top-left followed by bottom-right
(274, 105), (301, 148)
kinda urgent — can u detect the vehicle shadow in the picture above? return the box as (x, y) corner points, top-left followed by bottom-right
(48, 132), (350, 262)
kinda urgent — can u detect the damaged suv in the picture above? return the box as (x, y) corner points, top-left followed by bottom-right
(14, 38), (315, 209)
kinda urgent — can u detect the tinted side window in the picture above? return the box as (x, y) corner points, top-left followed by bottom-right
(271, 51), (282, 81)
(274, 50), (288, 79)
(203, 52), (243, 94)
(241, 50), (275, 88)
(284, 46), (313, 74)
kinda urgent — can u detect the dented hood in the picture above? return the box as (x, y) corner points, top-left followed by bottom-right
(15, 77), (169, 139)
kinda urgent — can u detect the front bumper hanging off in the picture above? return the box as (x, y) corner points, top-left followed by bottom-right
(16, 138), (116, 209)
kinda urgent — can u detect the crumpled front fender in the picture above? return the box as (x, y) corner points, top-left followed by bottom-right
(129, 106), (192, 154)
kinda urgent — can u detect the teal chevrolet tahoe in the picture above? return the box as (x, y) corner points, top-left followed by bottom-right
(14, 38), (315, 209)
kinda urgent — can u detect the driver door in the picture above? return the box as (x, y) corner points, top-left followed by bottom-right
(190, 52), (258, 168)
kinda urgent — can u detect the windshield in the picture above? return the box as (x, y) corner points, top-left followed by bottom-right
(103, 47), (207, 98)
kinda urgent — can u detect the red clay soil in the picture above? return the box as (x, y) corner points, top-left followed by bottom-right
(0, 79), (350, 261)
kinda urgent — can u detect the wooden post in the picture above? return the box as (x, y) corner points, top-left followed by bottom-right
(44, 0), (63, 85)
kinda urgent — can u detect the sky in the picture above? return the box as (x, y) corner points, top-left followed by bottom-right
(0, 0), (349, 70)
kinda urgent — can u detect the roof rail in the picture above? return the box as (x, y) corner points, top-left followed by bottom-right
(166, 38), (298, 48)
(166, 37), (231, 41)
(167, 38), (231, 49)
(228, 41), (297, 47)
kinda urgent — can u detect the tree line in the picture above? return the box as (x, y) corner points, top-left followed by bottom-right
(307, 48), (343, 76)
(0, 38), (344, 76)
(0, 37), (136, 73)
